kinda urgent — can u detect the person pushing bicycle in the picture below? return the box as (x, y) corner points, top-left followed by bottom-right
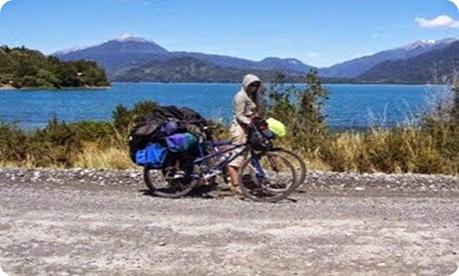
(138, 74), (305, 202)
(228, 74), (264, 194)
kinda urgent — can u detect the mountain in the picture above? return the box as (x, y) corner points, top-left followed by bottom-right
(171, 51), (256, 70)
(55, 35), (312, 79)
(112, 56), (304, 83)
(258, 57), (310, 73)
(359, 41), (459, 84)
(321, 38), (457, 78)
(174, 53), (310, 72)
(55, 34), (171, 75)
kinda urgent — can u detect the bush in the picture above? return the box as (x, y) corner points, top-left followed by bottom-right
(27, 118), (82, 167)
(112, 100), (158, 136)
(69, 121), (116, 145)
(0, 123), (28, 165)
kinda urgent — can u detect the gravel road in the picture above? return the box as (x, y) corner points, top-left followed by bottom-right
(0, 168), (458, 275)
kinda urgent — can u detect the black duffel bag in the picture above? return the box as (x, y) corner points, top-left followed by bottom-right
(128, 105), (208, 162)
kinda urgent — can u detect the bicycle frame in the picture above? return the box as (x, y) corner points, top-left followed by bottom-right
(194, 140), (247, 170)
(191, 139), (267, 180)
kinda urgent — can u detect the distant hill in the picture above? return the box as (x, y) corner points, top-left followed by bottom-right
(55, 34), (312, 80)
(320, 38), (457, 78)
(112, 56), (304, 83)
(54, 36), (170, 75)
(173, 52), (311, 73)
(0, 46), (109, 89)
(358, 41), (459, 84)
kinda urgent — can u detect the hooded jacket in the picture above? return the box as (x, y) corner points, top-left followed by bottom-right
(232, 74), (262, 125)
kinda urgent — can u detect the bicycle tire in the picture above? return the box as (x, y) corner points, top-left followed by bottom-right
(271, 147), (307, 189)
(238, 152), (297, 203)
(144, 167), (196, 198)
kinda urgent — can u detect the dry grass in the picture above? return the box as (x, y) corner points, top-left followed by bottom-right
(67, 127), (457, 175)
(74, 143), (135, 170)
(1, 128), (457, 175)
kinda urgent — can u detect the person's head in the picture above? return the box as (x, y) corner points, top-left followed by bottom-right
(247, 81), (261, 95)
(242, 74), (262, 96)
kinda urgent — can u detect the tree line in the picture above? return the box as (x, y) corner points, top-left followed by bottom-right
(0, 46), (109, 89)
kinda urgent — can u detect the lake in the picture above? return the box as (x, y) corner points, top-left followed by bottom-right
(0, 83), (450, 129)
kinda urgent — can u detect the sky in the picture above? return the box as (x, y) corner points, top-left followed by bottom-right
(0, 0), (459, 67)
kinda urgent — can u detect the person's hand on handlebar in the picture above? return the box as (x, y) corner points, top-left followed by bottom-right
(250, 116), (268, 130)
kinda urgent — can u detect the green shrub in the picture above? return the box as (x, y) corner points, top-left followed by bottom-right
(0, 123), (28, 164)
(27, 118), (82, 167)
(112, 100), (158, 136)
(69, 121), (116, 145)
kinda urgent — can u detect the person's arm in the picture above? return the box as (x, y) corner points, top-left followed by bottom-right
(234, 95), (251, 126)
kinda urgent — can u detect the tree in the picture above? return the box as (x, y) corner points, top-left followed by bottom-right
(265, 69), (329, 154)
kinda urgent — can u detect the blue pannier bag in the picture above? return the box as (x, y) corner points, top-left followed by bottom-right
(135, 144), (168, 168)
(166, 133), (198, 153)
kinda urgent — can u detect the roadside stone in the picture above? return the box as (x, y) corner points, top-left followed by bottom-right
(0, 168), (457, 194)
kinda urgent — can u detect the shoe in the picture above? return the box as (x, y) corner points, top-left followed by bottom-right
(230, 185), (243, 195)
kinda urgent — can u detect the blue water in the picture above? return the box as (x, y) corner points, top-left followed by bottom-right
(0, 83), (449, 129)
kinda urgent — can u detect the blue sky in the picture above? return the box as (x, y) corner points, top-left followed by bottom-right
(0, 0), (458, 67)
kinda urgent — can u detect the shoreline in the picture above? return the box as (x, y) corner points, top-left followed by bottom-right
(0, 85), (112, 91)
(0, 84), (17, 90)
(112, 81), (450, 86)
(1, 82), (448, 90)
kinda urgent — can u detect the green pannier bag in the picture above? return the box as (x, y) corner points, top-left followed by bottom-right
(266, 118), (287, 138)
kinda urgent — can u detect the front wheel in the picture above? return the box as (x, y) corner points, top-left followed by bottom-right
(238, 152), (297, 203)
(270, 148), (306, 189)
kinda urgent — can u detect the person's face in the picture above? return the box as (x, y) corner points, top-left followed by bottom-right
(247, 82), (260, 94)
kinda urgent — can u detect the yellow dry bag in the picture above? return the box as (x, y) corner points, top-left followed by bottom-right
(266, 118), (287, 138)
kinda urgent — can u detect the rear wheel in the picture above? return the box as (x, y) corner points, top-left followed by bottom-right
(238, 152), (297, 202)
(144, 167), (196, 198)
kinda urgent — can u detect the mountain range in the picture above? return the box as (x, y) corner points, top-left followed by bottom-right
(54, 35), (459, 83)
(360, 40), (459, 84)
(320, 38), (457, 78)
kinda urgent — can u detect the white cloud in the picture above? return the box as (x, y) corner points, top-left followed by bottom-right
(449, 0), (459, 12)
(415, 15), (459, 28)
(0, 0), (12, 12)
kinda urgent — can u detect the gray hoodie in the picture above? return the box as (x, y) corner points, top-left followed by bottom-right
(232, 74), (262, 125)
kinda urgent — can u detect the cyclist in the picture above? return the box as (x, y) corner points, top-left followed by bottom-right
(228, 74), (263, 194)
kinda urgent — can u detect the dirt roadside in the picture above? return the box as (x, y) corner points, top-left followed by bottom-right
(0, 169), (458, 275)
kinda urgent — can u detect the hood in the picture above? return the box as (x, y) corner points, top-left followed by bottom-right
(241, 74), (261, 91)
